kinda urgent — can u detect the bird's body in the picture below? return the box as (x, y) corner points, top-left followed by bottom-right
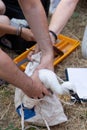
(39, 69), (77, 97)
(39, 69), (81, 103)
(39, 69), (63, 95)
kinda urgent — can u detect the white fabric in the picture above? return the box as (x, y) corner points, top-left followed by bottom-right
(49, 0), (61, 15)
(81, 26), (87, 59)
(14, 52), (67, 127)
(11, 18), (28, 28)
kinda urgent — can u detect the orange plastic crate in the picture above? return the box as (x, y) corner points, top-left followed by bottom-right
(14, 34), (80, 71)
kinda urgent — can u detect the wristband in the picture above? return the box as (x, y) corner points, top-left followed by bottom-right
(49, 30), (57, 41)
(16, 24), (22, 36)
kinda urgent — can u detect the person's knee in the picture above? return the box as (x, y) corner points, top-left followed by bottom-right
(0, 0), (6, 15)
(0, 15), (10, 37)
(0, 15), (10, 24)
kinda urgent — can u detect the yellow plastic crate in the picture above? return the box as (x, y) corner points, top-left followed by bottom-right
(14, 34), (80, 71)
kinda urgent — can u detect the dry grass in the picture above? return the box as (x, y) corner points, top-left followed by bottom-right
(0, 2), (87, 130)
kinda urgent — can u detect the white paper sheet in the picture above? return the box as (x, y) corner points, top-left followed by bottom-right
(65, 68), (87, 99)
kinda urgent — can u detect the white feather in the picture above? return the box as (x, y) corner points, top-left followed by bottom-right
(39, 69), (63, 95)
(39, 69), (76, 95)
(61, 81), (76, 94)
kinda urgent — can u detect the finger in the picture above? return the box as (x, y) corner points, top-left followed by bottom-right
(48, 88), (53, 95)
(34, 44), (40, 53)
(43, 87), (52, 96)
(42, 92), (45, 96)
(37, 93), (45, 99)
(27, 50), (35, 61)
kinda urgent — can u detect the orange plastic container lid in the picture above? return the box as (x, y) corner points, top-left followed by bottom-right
(14, 34), (80, 71)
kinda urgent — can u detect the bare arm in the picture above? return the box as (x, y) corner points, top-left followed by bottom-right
(0, 23), (17, 36)
(0, 49), (49, 98)
(18, 0), (54, 70)
(49, 0), (79, 43)
(0, 23), (35, 41)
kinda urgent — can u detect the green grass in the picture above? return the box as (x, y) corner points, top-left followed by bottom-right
(0, 123), (19, 130)
(0, 123), (40, 130)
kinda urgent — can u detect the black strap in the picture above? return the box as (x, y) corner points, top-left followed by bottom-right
(49, 30), (57, 40)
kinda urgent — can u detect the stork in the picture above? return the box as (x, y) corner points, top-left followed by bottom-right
(39, 69), (81, 103)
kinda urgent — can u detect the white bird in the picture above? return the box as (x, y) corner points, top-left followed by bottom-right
(39, 69), (81, 103)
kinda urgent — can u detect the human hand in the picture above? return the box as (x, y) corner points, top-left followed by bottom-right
(27, 44), (40, 61)
(21, 70), (50, 99)
(37, 53), (54, 71)
(31, 70), (51, 98)
(27, 45), (54, 71)
(21, 28), (35, 41)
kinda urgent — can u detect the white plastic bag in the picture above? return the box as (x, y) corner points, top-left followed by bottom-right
(14, 52), (67, 129)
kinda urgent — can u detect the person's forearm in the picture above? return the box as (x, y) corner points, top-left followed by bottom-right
(0, 49), (32, 92)
(18, 0), (53, 56)
(0, 49), (50, 98)
(49, 0), (79, 35)
(0, 23), (17, 36)
(0, 23), (35, 41)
